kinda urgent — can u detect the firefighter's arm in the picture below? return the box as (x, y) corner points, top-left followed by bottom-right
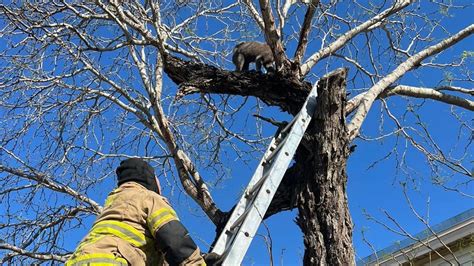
(147, 196), (205, 265)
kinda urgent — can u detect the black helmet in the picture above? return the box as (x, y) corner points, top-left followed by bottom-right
(116, 158), (161, 194)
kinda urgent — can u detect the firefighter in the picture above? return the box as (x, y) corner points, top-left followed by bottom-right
(66, 158), (208, 265)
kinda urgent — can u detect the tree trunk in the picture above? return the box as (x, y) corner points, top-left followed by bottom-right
(295, 68), (354, 265)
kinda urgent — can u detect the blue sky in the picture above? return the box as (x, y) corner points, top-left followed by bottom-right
(1, 1), (472, 265)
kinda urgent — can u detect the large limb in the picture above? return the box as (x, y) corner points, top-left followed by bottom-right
(0, 242), (67, 264)
(165, 56), (312, 115)
(0, 161), (101, 214)
(241, 0), (265, 32)
(347, 24), (474, 140)
(293, 0), (321, 66)
(259, 0), (292, 73)
(346, 85), (474, 114)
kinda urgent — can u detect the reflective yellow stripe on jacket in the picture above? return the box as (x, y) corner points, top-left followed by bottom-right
(65, 253), (128, 266)
(147, 207), (178, 233)
(104, 193), (118, 208)
(89, 220), (148, 248)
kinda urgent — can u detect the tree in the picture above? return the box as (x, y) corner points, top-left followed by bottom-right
(0, 0), (472, 264)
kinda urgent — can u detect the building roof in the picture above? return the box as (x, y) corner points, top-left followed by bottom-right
(357, 208), (474, 265)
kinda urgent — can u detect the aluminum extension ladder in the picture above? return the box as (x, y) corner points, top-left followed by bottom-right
(211, 81), (319, 265)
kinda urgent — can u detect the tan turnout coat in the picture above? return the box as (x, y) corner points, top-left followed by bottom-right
(66, 182), (205, 265)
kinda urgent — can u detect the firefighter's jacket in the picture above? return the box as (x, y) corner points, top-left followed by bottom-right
(66, 182), (205, 265)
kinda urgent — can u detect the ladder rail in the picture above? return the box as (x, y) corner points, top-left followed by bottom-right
(211, 81), (319, 265)
(210, 135), (278, 255)
(211, 115), (291, 256)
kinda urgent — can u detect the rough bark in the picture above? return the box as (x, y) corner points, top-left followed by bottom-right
(295, 68), (354, 265)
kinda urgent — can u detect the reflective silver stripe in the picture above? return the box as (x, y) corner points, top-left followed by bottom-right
(148, 208), (178, 233)
(91, 222), (146, 247)
(149, 210), (174, 225)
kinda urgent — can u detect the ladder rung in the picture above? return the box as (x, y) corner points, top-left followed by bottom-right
(229, 206), (252, 231)
(263, 130), (292, 164)
(278, 100), (309, 137)
(280, 116), (297, 135)
(245, 171), (270, 199)
(268, 143), (277, 153)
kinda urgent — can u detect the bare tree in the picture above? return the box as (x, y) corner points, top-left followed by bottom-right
(0, 0), (472, 264)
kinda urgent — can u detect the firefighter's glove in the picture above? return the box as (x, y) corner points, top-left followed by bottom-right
(203, 252), (221, 266)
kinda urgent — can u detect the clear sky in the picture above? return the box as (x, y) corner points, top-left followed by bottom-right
(1, 1), (472, 265)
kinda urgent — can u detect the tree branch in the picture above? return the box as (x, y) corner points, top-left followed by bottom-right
(259, 0), (291, 73)
(0, 164), (102, 214)
(294, 0), (320, 65)
(242, 0), (265, 32)
(347, 24), (474, 140)
(346, 85), (474, 114)
(0, 242), (68, 263)
(384, 85), (474, 111)
(165, 55), (312, 115)
(300, 0), (413, 76)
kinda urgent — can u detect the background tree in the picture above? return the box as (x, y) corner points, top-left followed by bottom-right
(0, 0), (472, 264)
